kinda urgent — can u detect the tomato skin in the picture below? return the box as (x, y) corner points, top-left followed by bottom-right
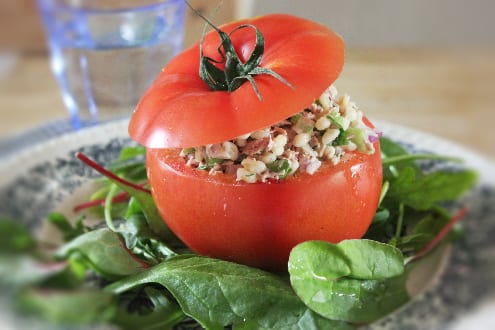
(129, 14), (344, 149)
(146, 141), (382, 271)
(131, 13), (379, 271)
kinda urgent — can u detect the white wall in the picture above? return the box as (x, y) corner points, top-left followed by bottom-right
(237, 0), (494, 47)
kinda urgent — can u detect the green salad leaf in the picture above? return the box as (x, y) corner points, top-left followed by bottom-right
(289, 240), (408, 323)
(17, 288), (117, 325)
(365, 137), (477, 249)
(0, 255), (67, 288)
(0, 216), (36, 253)
(48, 212), (89, 242)
(387, 167), (477, 210)
(107, 255), (351, 330)
(0, 138), (478, 329)
(56, 228), (146, 279)
(112, 286), (186, 330)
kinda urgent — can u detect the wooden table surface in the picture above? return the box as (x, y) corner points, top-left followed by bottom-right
(1, 48), (494, 161)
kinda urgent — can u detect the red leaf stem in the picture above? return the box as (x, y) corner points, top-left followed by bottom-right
(75, 152), (151, 194)
(73, 182), (149, 213)
(119, 236), (150, 269)
(411, 207), (467, 261)
(73, 191), (130, 212)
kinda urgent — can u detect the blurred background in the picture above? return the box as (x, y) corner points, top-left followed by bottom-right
(241, 0), (495, 47)
(0, 0), (494, 159)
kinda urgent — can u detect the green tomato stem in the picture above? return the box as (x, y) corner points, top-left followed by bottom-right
(186, 1), (292, 100)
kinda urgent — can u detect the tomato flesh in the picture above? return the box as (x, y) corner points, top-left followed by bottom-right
(147, 141), (382, 271)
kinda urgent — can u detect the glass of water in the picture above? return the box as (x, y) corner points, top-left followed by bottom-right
(36, 0), (186, 128)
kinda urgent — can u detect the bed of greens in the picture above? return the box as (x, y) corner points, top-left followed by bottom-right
(0, 137), (477, 330)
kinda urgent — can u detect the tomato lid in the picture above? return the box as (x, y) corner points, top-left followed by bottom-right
(128, 14), (345, 148)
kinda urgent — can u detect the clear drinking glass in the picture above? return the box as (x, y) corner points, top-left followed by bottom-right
(36, 0), (186, 128)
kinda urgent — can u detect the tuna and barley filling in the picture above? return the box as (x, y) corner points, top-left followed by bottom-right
(180, 85), (381, 183)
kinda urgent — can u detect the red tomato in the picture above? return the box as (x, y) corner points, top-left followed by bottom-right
(130, 13), (383, 270)
(146, 140), (382, 271)
(129, 14), (345, 149)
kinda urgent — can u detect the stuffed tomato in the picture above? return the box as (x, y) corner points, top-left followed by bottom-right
(129, 14), (383, 270)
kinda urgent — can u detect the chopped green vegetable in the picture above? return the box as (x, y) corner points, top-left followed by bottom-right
(267, 158), (292, 178)
(347, 127), (367, 152)
(198, 157), (225, 170)
(289, 113), (303, 125)
(327, 112), (344, 128)
(181, 147), (196, 155)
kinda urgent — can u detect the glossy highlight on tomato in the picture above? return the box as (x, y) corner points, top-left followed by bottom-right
(147, 142), (382, 271)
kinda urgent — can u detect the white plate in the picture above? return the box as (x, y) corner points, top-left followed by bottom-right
(0, 119), (494, 329)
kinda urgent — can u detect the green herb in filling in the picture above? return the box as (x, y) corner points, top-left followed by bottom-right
(267, 159), (292, 178)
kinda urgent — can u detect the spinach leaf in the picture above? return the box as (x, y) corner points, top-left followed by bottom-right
(337, 239), (404, 279)
(17, 288), (117, 325)
(113, 286), (186, 330)
(237, 309), (353, 330)
(375, 137), (477, 256)
(0, 218), (86, 290)
(387, 167), (477, 210)
(112, 180), (175, 242)
(107, 255), (351, 330)
(0, 216), (36, 253)
(119, 214), (178, 265)
(56, 228), (146, 279)
(0, 255), (67, 288)
(289, 240), (408, 323)
(303, 275), (409, 324)
(289, 240), (404, 281)
(392, 209), (452, 253)
(380, 137), (477, 211)
(379, 137), (419, 171)
(48, 212), (89, 242)
(371, 207), (390, 225)
(119, 145), (146, 161)
(109, 161), (148, 182)
(109, 145), (147, 181)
